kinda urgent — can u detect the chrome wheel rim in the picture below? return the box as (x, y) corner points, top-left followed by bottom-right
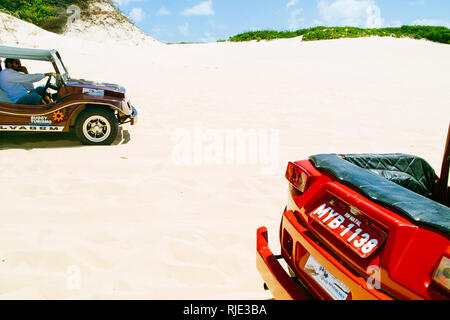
(82, 115), (111, 143)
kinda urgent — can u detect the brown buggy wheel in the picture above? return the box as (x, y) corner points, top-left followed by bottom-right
(75, 107), (119, 145)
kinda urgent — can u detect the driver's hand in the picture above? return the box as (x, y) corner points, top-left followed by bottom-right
(45, 72), (56, 77)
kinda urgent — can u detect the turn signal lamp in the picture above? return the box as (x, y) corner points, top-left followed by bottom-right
(432, 256), (450, 292)
(285, 162), (311, 193)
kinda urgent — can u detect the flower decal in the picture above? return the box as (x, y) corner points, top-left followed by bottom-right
(53, 111), (64, 123)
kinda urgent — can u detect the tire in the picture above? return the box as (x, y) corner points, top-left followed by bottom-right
(75, 107), (119, 145)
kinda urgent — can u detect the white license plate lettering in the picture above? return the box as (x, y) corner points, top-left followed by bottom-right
(309, 201), (386, 258)
(328, 215), (345, 229)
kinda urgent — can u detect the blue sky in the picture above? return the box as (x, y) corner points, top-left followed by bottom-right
(112, 0), (450, 43)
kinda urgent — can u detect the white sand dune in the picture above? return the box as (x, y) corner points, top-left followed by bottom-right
(0, 16), (449, 299)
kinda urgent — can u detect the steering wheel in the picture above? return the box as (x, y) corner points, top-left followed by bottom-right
(40, 74), (58, 104)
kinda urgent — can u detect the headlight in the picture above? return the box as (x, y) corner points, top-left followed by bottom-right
(432, 256), (450, 292)
(121, 99), (131, 115)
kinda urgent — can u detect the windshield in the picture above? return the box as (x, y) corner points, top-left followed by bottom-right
(52, 51), (69, 82)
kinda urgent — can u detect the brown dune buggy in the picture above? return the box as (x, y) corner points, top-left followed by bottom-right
(0, 45), (137, 145)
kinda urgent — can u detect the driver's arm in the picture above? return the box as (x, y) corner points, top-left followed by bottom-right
(9, 71), (54, 91)
(8, 71), (46, 84)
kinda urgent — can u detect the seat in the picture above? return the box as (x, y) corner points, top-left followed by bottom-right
(341, 153), (436, 197)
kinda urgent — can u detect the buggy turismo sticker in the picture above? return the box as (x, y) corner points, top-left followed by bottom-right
(30, 115), (52, 125)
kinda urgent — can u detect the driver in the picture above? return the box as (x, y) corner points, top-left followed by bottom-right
(0, 58), (55, 105)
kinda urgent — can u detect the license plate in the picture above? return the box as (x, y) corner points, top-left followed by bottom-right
(304, 255), (350, 300)
(308, 199), (386, 258)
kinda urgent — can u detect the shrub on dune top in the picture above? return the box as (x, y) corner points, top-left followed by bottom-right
(229, 26), (450, 44)
(0, 0), (90, 33)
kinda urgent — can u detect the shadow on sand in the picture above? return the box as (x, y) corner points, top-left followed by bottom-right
(0, 128), (131, 150)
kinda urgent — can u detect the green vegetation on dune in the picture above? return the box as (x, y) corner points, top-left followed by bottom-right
(229, 29), (309, 42)
(0, 0), (101, 33)
(229, 26), (450, 44)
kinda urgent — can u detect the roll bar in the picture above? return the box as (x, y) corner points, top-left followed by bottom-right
(438, 123), (450, 205)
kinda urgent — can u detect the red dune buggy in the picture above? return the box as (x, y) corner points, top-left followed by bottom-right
(257, 125), (450, 300)
(0, 45), (137, 145)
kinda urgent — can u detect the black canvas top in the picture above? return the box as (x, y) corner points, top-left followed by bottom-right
(310, 154), (450, 236)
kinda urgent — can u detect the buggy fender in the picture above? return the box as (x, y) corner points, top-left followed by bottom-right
(67, 102), (123, 128)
